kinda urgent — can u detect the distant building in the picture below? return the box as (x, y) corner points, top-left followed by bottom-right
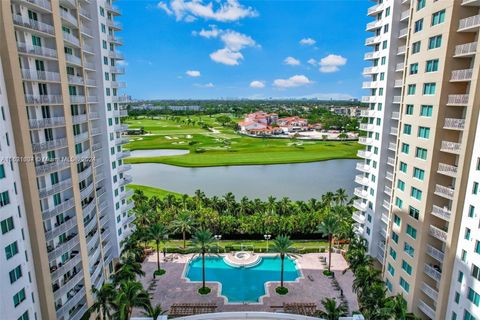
(239, 112), (308, 135)
(131, 104), (202, 111)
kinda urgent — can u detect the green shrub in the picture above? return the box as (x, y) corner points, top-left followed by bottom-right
(275, 286), (288, 295)
(323, 270), (333, 277)
(198, 287), (211, 295)
(154, 269), (166, 276)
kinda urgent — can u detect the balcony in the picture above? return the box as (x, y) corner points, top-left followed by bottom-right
(367, 3), (384, 15)
(60, 10), (78, 26)
(114, 124), (129, 132)
(353, 199), (367, 212)
(79, 7), (92, 19)
(386, 171), (393, 181)
(45, 215), (76, 241)
(125, 214), (136, 226)
(84, 61), (96, 70)
(390, 127), (398, 136)
(364, 51), (381, 61)
(35, 160), (70, 176)
(32, 137), (68, 152)
(38, 178), (72, 198)
(434, 184), (455, 200)
(63, 31), (80, 46)
(358, 137), (372, 145)
(388, 142), (396, 151)
(25, 94), (63, 105)
(395, 63), (404, 72)
(384, 186), (392, 196)
(418, 300), (436, 320)
(65, 54), (82, 65)
(431, 204), (452, 221)
(108, 34), (123, 45)
(356, 162), (371, 173)
(67, 75), (84, 85)
(86, 79), (97, 86)
(440, 141), (461, 154)
(117, 150), (131, 159)
(111, 81), (126, 89)
(16, 0), (52, 11)
(426, 243), (445, 262)
(387, 157), (395, 166)
(381, 213), (389, 224)
(13, 15), (54, 35)
(55, 287), (85, 318)
(437, 163), (458, 178)
(454, 42), (477, 57)
(424, 263), (442, 282)
(108, 51), (124, 60)
(398, 27), (408, 38)
(360, 109), (375, 117)
(80, 25), (93, 38)
(458, 14), (480, 32)
(354, 187), (368, 199)
(78, 165), (92, 181)
(70, 95), (86, 104)
(357, 150), (371, 159)
(72, 114), (88, 124)
(365, 36), (382, 46)
(120, 189), (134, 200)
(379, 227), (387, 239)
(119, 175), (133, 187)
(355, 174), (369, 185)
(361, 96), (376, 103)
(88, 111), (100, 120)
(429, 224), (448, 242)
(397, 46), (406, 55)
(51, 253), (81, 282)
(107, 19), (122, 30)
(17, 42), (57, 58)
(394, 80), (403, 88)
(359, 123), (374, 131)
(47, 233), (79, 261)
(362, 81), (377, 89)
(113, 109), (128, 117)
(382, 199), (390, 210)
(391, 111), (400, 120)
(463, 0), (480, 5)
(444, 118), (465, 130)
(451, 68), (473, 82)
(42, 198), (76, 220)
(80, 183), (94, 200)
(362, 66), (379, 75)
(400, 10), (409, 21)
(28, 117), (65, 129)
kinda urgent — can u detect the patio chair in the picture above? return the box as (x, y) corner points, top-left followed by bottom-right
(283, 302), (317, 316)
(169, 303), (217, 317)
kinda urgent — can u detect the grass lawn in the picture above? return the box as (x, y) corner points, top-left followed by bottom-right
(124, 116), (361, 167)
(128, 184), (182, 198)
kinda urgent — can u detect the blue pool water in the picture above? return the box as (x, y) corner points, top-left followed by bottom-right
(185, 256), (300, 303)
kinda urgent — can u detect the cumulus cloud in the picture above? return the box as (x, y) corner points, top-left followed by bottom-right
(186, 70), (201, 77)
(195, 82), (215, 88)
(250, 80), (265, 88)
(194, 26), (257, 66)
(284, 56), (300, 66)
(299, 38), (316, 46)
(210, 48), (244, 65)
(157, 0), (258, 22)
(307, 58), (317, 66)
(273, 75), (312, 88)
(319, 54), (347, 73)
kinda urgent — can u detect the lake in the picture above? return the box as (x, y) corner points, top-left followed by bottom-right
(129, 151), (357, 200)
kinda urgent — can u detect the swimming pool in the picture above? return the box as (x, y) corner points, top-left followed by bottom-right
(185, 255), (300, 303)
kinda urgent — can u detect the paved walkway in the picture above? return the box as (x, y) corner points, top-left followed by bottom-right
(132, 253), (358, 316)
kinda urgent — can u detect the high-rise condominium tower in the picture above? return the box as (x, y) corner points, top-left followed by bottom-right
(0, 0), (133, 319)
(358, 0), (480, 319)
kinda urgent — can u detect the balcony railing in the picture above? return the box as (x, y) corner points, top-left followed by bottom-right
(381, 213), (388, 224)
(447, 94), (469, 106)
(459, 14), (480, 31)
(65, 54), (82, 65)
(418, 300), (436, 320)
(358, 137), (372, 145)
(17, 42), (57, 58)
(386, 171), (393, 181)
(398, 27), (408, 38)
(394, 80), (403, 88)
(365, 36), (381, 45)
(429, 224), (448, 242)
(356, 163), (370, 173)
(357, 150), (371, 159)
(431, 204), (452, 221)
(63, 31), (80, 46)
(354, 187), (368, 198)
(384, 186), (392, 196)
(454, 42), (477, 57)
(390, 127), (398, 135)
(400, 10), (409, 21)
(359, 123), (373, 131)
(444, 118), (465, 130)
(440, 141), (461, 154)
(391, 111), (400, 120)
(35, 160), (70, 176)
(13, 15), (54, 34)
(434, 184), (455, 200)
(367, 3), (384, 15)
(451, 69), (473, 81)
(437, 163), (458, 178)
(25, 94), (63, 105)
(426, 243), (445, 262)
(38, 178), (72, 198)
(387, 157), (395, 166)
(70, 95), (86, 104)
(42, 198), (76, 220)
(424, 263), (442, 282)
(383, 199), (390, 210)
(29, 117), (65, 129)
(353, 199), (367, 211)
(395, 63), (404, 72)
(21, 0), (52, 11)
(80, 183), (95, 200)
(397, 45), (406, 55)
(45, 214), (76, 241)
(60, 10), (78, 26)
(107, 19), (122, 29)
(32, 138), (68, 152)
(47, 233), (79, 261)
(388, 142), (396, 151)
(354, 174), (368, 185)
(72, 114), (88, 124)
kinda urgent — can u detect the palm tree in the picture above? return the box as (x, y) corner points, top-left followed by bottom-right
(352, 265), (383, 301)
(318, 213), (340, 273)
(379, 294), (418, 320)
(171, 211), (196, 248)
(142, 304), (166, 319)
(84, 283), (116, 320)
(113, 256), (146, 284)
(271, 235), (297, 290)
(334, 188), (348, 205)
(147, 223), (168, 273)
(115, 281), (151, 320)
(318, 298), (348, 320)
(190, 229), (217, 293)
(344, 246), (371, 275)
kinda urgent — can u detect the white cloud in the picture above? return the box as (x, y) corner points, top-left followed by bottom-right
(195, 82), (215, 88)
(307, 58), (317, 66)
(319, 54), (347, 73)
(157, 0), (258, 22)
(210, 48), (244, 65)
(193, 25), (220, 38)
(273, 75), (312, 88)
(221, 30), (256, 51)
(284, 56), (300, 66)
(250, 80), (265, 88)
(299, 38), (316, 46)
(186, 70), (201, 77)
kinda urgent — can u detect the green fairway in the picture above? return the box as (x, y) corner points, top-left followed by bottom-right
(128, 184), (181, 198)
(124, 116), (361, 167)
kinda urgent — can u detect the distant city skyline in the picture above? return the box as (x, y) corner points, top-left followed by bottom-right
(117, 0), (370, 100)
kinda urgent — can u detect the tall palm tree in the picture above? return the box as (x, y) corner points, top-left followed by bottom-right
(318, 298), (348, 320)
(379, 294), (418, 320)
(190, 229), (217, 292)
(271, 235), (297, 289)
(352, 265), (383, 301)
(115, 281), (151, 320)
(142, 304), (166, 319)
(334, 188), (348, 205)
(84, 283), (116, 320)
(171, 211), (196, 248)
(147, 223), (168, 273)
(113, 256), (146, 284)
(318, 213), (340, 272)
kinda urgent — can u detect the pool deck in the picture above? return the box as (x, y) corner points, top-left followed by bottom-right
(132, 252), (359, 316)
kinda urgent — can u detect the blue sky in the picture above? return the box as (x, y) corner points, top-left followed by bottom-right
(116, 0), (370, 100)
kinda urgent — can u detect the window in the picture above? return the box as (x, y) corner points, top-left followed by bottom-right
(417, 0), (425, 11)
(0, 191), (10, 207)
(428, 35), (442, 49)
(385, 7), (390, 16)
(406, 225), (417, 239)
(402, 260), (412, 275)
(390, 247), (397, 260)
(410, 63), (418, 75)
(454, 291), (460, 303)
(399, 162), (407, 173)
(400, 277), (410, 292)
(401, 143), (410, 154)
(409, 206), (420, 220)
(420, 105), (433, 117)
(464, 310), (476, 320)
(404, 242), (414, 257)
(462, 249), (467, 262)
(475, 240), (480, 254)
(469, 205), (475, 218)
(0, 164), (5, 179)
(403, 124), (412, 134)
(415, 147), (427, 160)
(388, 263), (395, 276)
(394, 215), (401, 226)
(473, 265), (480, 281)
(17, 311), (29, 320)
(31, 35), (41, 46)
(411, 187), (422, 201)
(1, 217), (14, 234)
(474, 182), (479, 195)
(432, 10), (445, 26)
(13, 288), (26, 307)
(414, 19), (423, 32)
(407, 84), (416, 95)
(397, 180), (405, 191)
(418, 126), (430, 139)
(413, 167), (425, 180)
(426, 59), (439, 72)
(392, 232), (399, 243)
(467, 287), (480, 306)
(458, 271), (464, 283)
(406, 104), (414, 115)
(465, 228), (471, 240)
(395, 197), (403, 209)
(412, 41), (421, 54)
(386, 279), (392, 292)
(5, 241), (18, 259)
(423, 83), (436, 95)
(9, 265), (22, 284)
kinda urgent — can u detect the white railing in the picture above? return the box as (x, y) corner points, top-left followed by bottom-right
(459, 14), (480, 30)
(86, 79), (97, 86)
(455, 42), (477, 56)
(384, 186), (392, 196)
(395, 63), (404, 71)
(381, 213), (389, 224)
(357, 150), (371, 158)
(23, 0), (52, 11)
(366, 20), (381, 30)
(359, 123), (373, 131)
(418, 300), (436, 320)
(74, 132), (89, 143)
(352, 212), (366, 223)
(447, 94), (469, 105)
(365, 36), (381, 45)
(65, 54), (82, 65)
(383, 199), (390, 210)
(399, 27), (408, 38)
(431, 204), (452, 221)
(388, 142), (396, 150)
(397, 46), (406, 55)
(110, 66), (125, 74)
(25, 94), (63, 105)
(444, 118), (465, 130)
(32, 138), (68, 152)
(35, 161), (70, 176)
(87, 96), (98, 103)
(435, 184), (455, 200)
(29, 117), (65, 128)
(429, 224), (448, 242)
(70, 95), (86, 104)
(353, 199), (367, 211)
(84, 62), (96, 70)
(354, 187), (368, 198)
(60, 10), (78, 26)
(400, 10), (409, 20)
(386, 171), (393, 181)
(387, 157), (395, 166)
(391, 111), (400, 119)
(63, 32), (80, 46)
(22, 69), (60, 81)
(394, 80), (403, 87)
(42, 198), (76, 220)
(437, 163), (458, 178)
(356, 163), (370, 172)
(358, 137), (371, 145)
(424, 264), (442, 282)
(17, 42), (57, 58)
(441, 141), (461, 154)
(451, 69), (473, 81)
(80, 183), (94, 200)
(107, 19), (122, 29)
(13, 15), (54, 34)
(426, 244), (445, 262)
(108, 51), (124, 59)
(72, 114), (88, 124)
(79, 7), (91, 19)
(67, 75), (84, 84)
(354, 174), (368, 185)
(367, 3), (383, 15)
(38, 178), (72, 198)
(390, 127), (398, 135)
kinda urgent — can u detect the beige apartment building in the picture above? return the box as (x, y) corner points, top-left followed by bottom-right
(0, 0), (133, 319)
(359, 0), (480, 319)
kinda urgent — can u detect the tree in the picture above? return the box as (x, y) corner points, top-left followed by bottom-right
(334, 188), (348, 206)
(216, 115), (231, 126)
(147, 223), (169, 274)
(318, 298), (348, 320)
(271, 235), (297, 291)
(318, 212), (340, 273)
(142, 304), (166, 319)
(84, 283), (116, 320)
(113, 255), (146, 284)
(190, 229), (217, 294)
(171, 211), (196, 248)
(379, 295), (418, 320)
(115, 281), (151, 320)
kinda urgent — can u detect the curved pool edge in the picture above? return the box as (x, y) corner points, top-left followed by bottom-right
(181, 254), (305, 305)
